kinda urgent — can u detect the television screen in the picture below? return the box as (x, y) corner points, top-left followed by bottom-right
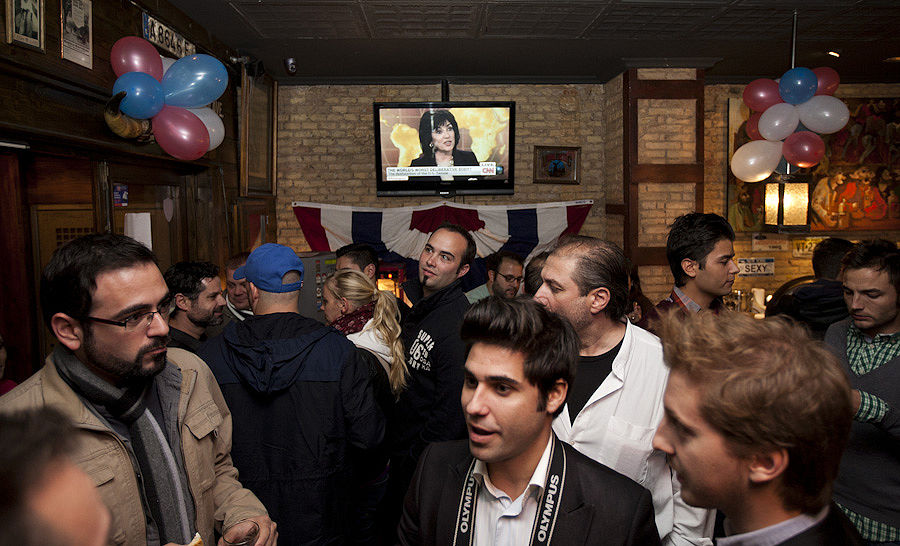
(374, 101), (515, 196)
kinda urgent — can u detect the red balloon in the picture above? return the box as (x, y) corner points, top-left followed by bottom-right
(782, 131), (825, 168)
(812, 67), (840, 96)
(111, 37), (164, 81)
(152, 105), (210, 161)
(743, 78), (783, 112)
(745, 112), (763, 140)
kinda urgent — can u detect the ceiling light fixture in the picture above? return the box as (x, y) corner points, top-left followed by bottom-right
(827, 50), (840, 58)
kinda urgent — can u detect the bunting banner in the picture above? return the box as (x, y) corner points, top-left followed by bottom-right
(291, 199), (593, 265)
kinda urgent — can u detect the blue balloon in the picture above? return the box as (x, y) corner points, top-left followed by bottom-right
(162, 54), (228, 108)
(112, 72), (164, 119)
(778, 67), (818, 105)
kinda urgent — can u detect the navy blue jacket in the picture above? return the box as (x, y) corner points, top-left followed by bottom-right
(199, 312), (384, 546)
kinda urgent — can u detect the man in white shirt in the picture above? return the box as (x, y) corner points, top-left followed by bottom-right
(533, 235), (714, 545)
(398, 297), (659, 545)
(653, 310), (863, 545)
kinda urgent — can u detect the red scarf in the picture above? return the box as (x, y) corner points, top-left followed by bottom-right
(330, 301), (375, 335)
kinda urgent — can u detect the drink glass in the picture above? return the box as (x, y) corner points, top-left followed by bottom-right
(223, 520), (260, 546)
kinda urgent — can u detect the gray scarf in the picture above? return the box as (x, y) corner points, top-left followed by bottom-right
(53, 346), (195, 545)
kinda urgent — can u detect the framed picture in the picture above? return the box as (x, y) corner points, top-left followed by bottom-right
(534, 146), (580, 184)
(61, 0), (91, 68)
(232, 199), (275, 252)
(6, 0), (44, 51)
(239, 66), (277, 196)
(727, 97), (900, 232)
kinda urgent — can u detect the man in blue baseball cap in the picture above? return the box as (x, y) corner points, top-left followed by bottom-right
(199, 243), (384, 545)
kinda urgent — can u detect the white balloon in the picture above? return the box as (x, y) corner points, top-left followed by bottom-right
(188, 107), (225, 151)
(731, 140), (782, 182)
(797, 95), (850, 134)
(758, 103), (799, 141)
(160, 56), (177, 76)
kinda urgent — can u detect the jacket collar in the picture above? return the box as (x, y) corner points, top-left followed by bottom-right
(402, 278), (464, 310)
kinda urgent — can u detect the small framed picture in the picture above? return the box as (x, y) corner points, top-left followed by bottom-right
(61, 0), (91, 68)
(6, 0), (44, 51)
(534, 146), (581, 185)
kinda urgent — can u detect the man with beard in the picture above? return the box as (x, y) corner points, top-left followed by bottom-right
(163, 261), (226, 353)
(533, 236), (714, 545)
(382, 222), (474, 541)
(466, 251), (525, 303)
(0, 233), (276, 546)
(824, 240), (900, 543)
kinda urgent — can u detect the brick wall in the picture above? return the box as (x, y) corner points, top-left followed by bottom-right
(276, 83), (609, 252)
(604, 74), (625, 249)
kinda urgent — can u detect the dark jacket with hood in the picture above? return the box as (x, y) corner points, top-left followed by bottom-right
(779, 279), (848, 339)
(198, 312), (384, 546)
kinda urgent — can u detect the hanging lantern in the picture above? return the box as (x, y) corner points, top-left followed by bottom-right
(764, 172), (811, 232)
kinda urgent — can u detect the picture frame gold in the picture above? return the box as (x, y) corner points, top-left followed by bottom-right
(534, 145), (580, 185)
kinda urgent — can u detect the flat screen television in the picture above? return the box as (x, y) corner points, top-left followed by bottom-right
(374, 101), (515, 196)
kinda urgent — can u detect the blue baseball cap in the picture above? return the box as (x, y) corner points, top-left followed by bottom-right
(233, 243), (304, 293)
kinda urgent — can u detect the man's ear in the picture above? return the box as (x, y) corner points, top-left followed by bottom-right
(363, 263), (376, 280)
(588, 286), (611, 316)
(681, 258), (699, 280)
(248, 282), (260, 311)
(456, 263), (470, 279)
(174, 293), (191, 312)
(487, 270), (496, 284)
(51, 313), (84, 352)
(545, 379), (568, 416)
(748, 448), (789, 486)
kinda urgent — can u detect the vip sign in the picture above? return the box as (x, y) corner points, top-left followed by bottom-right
(738, 257), (775, 276)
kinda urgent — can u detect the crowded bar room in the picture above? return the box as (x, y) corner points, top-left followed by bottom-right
(1, 1), (900, 545)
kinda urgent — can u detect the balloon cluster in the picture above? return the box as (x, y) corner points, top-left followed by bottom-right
(731, 67), (850, 182)
(108, 36), (228, 161)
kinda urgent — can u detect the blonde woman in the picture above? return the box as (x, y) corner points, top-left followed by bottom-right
(323, 269), (407, 398)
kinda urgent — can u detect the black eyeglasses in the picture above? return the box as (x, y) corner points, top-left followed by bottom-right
(498, 273), (524, 284)
(83, 298), (171, 332)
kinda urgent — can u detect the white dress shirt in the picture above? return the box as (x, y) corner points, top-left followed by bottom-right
(471, 435), (553, 546)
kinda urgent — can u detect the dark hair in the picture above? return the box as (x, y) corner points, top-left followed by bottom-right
(163, 261), (220, 312)
(524, 251), (550, 297)
(812, 238), (853, 280)
(841, 239), (900, 291)
(552, 236), (629, 321)
(666, 213), (736, 287)
(224, 252), (251, 272)
(461, 297), (578, 417)
(0, 408), (77, 546)
(434, 222), (476, 268)
(418, 109), (460, 157)
(40, 233), (157, 328)
(658, 310), (852, 513)
(485, 251), (524, 273)
(336, 243), (379, 276)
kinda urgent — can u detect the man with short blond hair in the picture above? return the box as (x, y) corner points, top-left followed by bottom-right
(655, 310), (862, 544)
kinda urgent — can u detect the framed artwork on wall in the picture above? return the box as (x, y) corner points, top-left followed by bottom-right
(533, 146), (580, 184)
(6, 0), (44, 51)
(61, 0), (91, 68)
(727, 97), (900, 233)
(239, 65), (277, 197)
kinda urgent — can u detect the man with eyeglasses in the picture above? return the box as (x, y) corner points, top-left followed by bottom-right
(0, 233), (276, 546)
(466, 251), (525, 303)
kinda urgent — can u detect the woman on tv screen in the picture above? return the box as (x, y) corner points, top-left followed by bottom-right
(410, 110), (479, 180)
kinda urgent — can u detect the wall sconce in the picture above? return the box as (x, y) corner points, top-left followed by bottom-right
(764, 172), (811, 232)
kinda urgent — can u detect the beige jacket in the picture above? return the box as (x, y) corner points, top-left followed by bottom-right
(0, 348), (267, 546)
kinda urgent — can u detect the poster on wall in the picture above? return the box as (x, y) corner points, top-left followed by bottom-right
(6, 0), (44, 51)
(61, 0), (91, 68)
(727, 97), (900, 233)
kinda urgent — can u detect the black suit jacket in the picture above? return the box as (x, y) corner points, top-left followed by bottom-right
(409, 149), (481, 181)
(776, 504), (863, 545)
(398, 438), (660, 546)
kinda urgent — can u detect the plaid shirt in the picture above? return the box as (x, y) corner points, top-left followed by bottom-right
(838, 322), (900, 541)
